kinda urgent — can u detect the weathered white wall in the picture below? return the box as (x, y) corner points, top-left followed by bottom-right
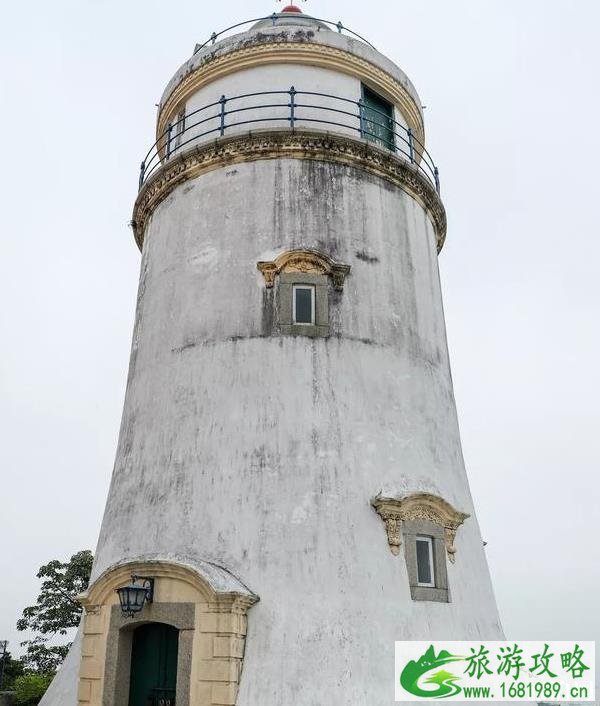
(90, 156), (503, 705)
(39, 629), (81, 706)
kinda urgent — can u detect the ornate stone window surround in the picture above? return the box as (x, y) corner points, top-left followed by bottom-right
(257, 249), (351, 338)
(372, 493), (469, 604)
(76, 559), (258, 706)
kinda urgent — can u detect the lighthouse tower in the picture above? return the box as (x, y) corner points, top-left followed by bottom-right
(42, 6), (504, 706)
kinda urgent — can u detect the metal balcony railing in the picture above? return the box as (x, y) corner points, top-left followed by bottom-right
(138, 88), (440, 195)
(193, 14), (376, 54)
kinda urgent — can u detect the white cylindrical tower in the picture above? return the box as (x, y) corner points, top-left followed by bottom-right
(42, 7), (503, 706)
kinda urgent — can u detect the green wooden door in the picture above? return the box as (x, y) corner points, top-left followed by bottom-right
(362, 86), (395, 150)
(129, 623), (179, 706)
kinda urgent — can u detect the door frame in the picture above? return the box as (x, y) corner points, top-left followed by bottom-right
(103, 603), (195, 706)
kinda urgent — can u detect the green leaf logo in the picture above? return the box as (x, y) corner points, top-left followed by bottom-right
(400, 645), (464, 699)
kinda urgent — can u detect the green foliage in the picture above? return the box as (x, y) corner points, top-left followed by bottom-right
(1, 651), (25, 691)
(17, 639), (69, 675)
(17, 550), (93, 636)
(17, 550), (93, 673)
(13, 673), (53, 705)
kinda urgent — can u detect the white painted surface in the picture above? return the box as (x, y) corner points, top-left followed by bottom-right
(97, 156), (501, 704)
(39, 629), (81, 706)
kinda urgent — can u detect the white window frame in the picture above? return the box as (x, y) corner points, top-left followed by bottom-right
(292, 284), (315, 325)
(415, 536), (435, 588)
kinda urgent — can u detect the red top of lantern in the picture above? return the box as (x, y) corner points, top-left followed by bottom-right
(281, 5), (303, 12)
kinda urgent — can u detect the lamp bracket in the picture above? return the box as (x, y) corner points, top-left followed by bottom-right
(132, 575), (154, 603)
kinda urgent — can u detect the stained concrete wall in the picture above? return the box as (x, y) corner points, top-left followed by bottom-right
(89, 156), (503, 705)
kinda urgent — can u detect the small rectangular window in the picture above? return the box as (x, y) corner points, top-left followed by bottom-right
(292, 284), (315, 325)
(415, 536), (435, 587)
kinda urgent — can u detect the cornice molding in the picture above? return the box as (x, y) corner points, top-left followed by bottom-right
(78, 558), (259, 608)
(158, 41), (425, 146)
(372, 493), (470, 563)
(132, 129), (446, 252)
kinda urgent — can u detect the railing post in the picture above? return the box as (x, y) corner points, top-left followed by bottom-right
(358, 98), (365, 138)
(434, 167), (440, 195)
(219, 95), (227, 136)
(289, 86), (296, 129)
(165, 125), (173, 158)
(139, 161), (145, 190)
(210, 32), (217, 45)
(408, 128), (415, 164)
(336, 21), (344, 33)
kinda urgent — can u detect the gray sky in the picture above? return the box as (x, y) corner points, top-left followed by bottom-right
(1, 0), (598, 683)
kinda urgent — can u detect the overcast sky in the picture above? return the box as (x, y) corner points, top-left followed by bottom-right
(1, 0), (598, 687)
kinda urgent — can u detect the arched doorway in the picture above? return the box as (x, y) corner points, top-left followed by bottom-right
(128, 622), (179, 706)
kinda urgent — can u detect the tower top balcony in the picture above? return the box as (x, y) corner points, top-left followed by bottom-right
(132, 13), (445, 252)
(158, 11), (424, 141)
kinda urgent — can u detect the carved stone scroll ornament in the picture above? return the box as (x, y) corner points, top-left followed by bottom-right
(376, 510), (403, 556)
(257, 249), (351, 291)
(372, 493), (470, 563)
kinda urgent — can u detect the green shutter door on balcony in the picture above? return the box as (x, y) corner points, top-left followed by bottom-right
(129, 623), (179, 706)
(362, 86), (395, 150)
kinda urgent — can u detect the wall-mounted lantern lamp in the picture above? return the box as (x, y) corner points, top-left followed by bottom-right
(116, 575), (154, 618)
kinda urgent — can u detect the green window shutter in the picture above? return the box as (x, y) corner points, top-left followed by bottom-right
(361, 86), (395, 151)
